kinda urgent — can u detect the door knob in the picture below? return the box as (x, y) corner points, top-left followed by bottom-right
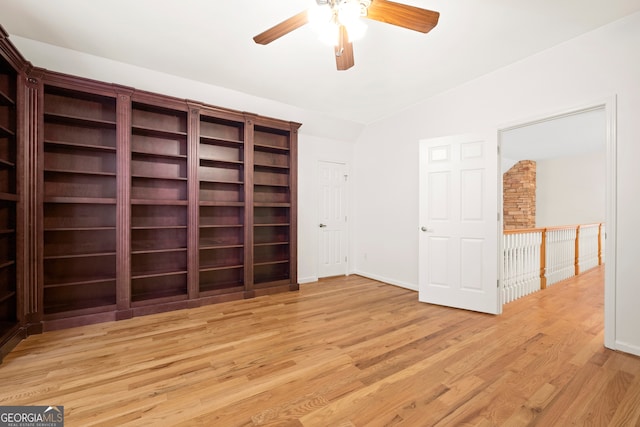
(319, 224), (327, 228)
(421, 226), (434, 233)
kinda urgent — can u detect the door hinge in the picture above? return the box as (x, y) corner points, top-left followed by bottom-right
(497, 145), (501, 155)
(497, 212), (501, 221)
(345, 256), (348, 262)
(497, 279), (500, 288)
(344, 174), (349, 181)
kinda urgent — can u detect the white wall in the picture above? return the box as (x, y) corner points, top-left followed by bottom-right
(10, 36), (364, 143)
(536, 151), (606, 227)
(354, 11), (640, 354)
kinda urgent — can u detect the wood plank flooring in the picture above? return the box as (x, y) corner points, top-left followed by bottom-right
(1, 266), (640, 426)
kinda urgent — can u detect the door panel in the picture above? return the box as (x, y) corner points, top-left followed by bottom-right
(419, 135), (500, 314)
(318, 161), (348, 277)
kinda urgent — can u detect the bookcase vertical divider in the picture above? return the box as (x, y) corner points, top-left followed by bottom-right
(243, 114), (255, 297)
(22, 70), (44, 333)
(187, 104), (200, 302)
(289, 122), (300, 290)
(116, 88), (133, 319)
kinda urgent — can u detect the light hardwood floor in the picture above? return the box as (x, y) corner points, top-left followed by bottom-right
(1, 266), (640, 426)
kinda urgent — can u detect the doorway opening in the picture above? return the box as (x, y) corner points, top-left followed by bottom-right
(497, 98), (617, 349)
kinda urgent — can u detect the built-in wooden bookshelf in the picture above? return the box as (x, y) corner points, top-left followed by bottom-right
(198, 113), (246, 296)
(253, 126), (294, 287)
(130, 100), (189, 305)
(0, 24), (299, 360)
(0, 51), (18, 342)
(42, 85), (118, 318)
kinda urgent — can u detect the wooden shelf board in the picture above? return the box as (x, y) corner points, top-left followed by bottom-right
(131, 174), (188, 182)
(199, 201), (244, 207)
(131, 125), (187, 139)
(0, 229), (15, 235)
(199, 135), (243, 146)
(131, 199), (188, 206)
(254, 223), (291, 227)
(0, 192), (18, 202)
(199, 157), (243, 166)
(254, 203), (291, 208)
(45, 139), (116, 152)
(0, 89), (16, 106)
(254, 260), (290, 267)
(0, 158), (16, 168)
(254, 143), (289, 152)
(44, 197), (116, 204)
(131, 149), (187, 160)
(254, 163), (289, 170)
(0, 123), (16, 137)
(254, 242), (289, 247)
(131, 247), (187, 255)
(199, 264), (244, 273)
(0, 260), (16, 269)
(131, 270), (188, 280)
(43, 301), (117, 317)
(199, 224), (243, 229)
(45, 226), (116, 232)
(45, 168), (116, 177)
(199, 179), (244, 185)
(199, 244), (244, 251)
(44, 112), (116, 128)
(131, 225), (187, 230)
(44, 252), (116, 261)
(44, 277), (116, 289)
(0, 291), (16, 305)
(254, 182), (290, 188)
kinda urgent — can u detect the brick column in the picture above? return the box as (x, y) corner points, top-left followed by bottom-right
(503, 160), (536, 229)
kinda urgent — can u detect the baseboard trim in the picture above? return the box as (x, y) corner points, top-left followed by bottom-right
(298, 276), (318, 284)
(352, 270), (418, 292)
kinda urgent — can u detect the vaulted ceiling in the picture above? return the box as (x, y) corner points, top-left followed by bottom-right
(2, 0), (640, 125)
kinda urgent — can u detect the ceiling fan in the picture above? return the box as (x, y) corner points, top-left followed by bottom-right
(253, 0), (440, 71)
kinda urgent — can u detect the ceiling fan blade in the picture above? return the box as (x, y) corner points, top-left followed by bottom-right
(335, 25), (354, 71)
(365, 0), (439, 33)
(253, 10), (309, 45)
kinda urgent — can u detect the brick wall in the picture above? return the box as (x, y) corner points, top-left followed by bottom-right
(503, 160), (536, 229)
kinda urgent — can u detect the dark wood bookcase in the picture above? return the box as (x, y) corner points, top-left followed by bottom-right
(0, 48), (18, 346)
(130, 99), (189, 306)
(42, 85), (118, 319)
(253, 126), (295, 288)
(0, 25), (299, 360)
(197, 112), (246, 297)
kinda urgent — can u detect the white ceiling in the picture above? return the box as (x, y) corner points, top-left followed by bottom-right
(1, 0), (640, 125)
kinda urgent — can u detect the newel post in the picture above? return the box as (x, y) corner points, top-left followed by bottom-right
(574, 225), (581, 276)
(540, 228), (547, 290)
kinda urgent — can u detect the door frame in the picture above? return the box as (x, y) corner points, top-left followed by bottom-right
(496, 96), (617, 350)
(316, 159), (350, 278)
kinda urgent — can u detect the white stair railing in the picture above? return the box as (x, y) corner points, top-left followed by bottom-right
(502, 223), (604, 304)
(503, 230), (542, 304)
(545, 226), (577, 287)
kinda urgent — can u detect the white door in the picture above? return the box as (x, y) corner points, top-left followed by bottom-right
(418, 135), (500, 314)
(318, 161), (348, 277)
